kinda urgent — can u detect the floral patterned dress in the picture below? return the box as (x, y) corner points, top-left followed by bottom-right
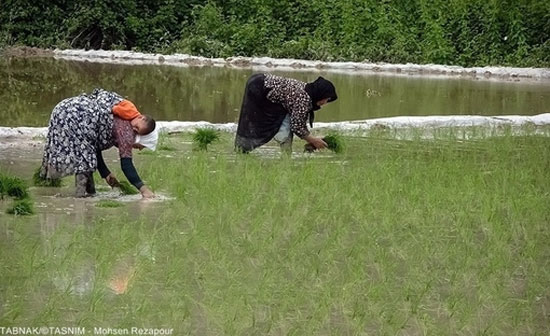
(40, 89), (124, 179)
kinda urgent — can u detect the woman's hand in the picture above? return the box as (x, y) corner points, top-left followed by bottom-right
(139, 185), (155, 199)
(304, 135), (328, 150)
(105, 173), (120, 188)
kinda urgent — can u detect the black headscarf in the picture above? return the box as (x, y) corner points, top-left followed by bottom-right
(304, 77), (338, 127)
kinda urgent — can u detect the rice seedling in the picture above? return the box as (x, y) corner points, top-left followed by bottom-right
(304, 133), (345, 153)
(157, 133), (176, 151)
(192, 127), (220, 151)
(32, 167), (62, 187)
(323, 133), (345, 153)
(117, 180), (139, 195)
(6, 198), (34, 215)
(2, 128), (550, 334)
(0, 175), (4, 199)
(157, 144), (176, 151)
(0, 175), (29, 200)
(96, 200), (124, 208)
(95, 185), (112, 192)
(137, 149), (156, 155)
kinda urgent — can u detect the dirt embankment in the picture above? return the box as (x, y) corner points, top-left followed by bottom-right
(1, 46), (54, 57)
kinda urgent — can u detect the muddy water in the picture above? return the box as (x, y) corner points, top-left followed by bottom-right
(1, 57), (549, 127)
(0, 139), (168, 238)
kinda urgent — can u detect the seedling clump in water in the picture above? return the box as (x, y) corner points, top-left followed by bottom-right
(193, 128), (220, 151)
(33, 167), (62, 187)
(6, 199), (34, 215)
(0, 174), (29, 200)
(1, 172), (34, 215)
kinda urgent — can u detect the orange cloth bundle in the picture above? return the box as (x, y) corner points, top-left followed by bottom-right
(112, 100), (141, 120)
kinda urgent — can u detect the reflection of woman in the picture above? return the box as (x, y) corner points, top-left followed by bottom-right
(39, 89), (155, 198)
(235, 73), (337, 153)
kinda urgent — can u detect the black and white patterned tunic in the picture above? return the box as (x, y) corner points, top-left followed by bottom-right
(40, 89), (123, 179)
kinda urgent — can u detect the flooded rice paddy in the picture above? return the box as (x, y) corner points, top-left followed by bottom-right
(1, 54), (550, 333)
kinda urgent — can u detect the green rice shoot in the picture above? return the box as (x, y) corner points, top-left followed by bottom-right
(0, 174), (5, 199)
(0, 175), (29, 200)
(192, 127), (220, 151)
(1, 129), (550, 334)
(96, 200), (124, 208)
(32, 167), (62, 187)
(157, 144), (176, 151)
(303, 133), (345, 153)
(6, 199), (34, 215)
(118, 180), (139, 195)
(157, 133), (176, 151)
(323, 133), (345, 153)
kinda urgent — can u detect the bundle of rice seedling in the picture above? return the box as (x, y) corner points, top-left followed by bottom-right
(0, 175), (29, 199)
(6, 199), (34, 215)
(1, 172), (34, 216)
(304, 133), (345, 153)
(117, 181), (139, 195)
(192, 128), (220, 151)
(323, 134), (345, 153)
(33, 167), (62, 187)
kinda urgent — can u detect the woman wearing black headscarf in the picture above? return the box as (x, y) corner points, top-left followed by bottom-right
(235, 73), (337, 153)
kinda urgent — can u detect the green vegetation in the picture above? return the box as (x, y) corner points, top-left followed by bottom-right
(192, 127), (220, 151)
(1, 129), (549, 333)
(157, 144), (176, 152)
(1, 172), (34, 216)
(6, 198), (34, 215)
(0, 174), (29, 200)
(305, 133), (345, 153)
(157, 133), (176, 152)
(118, 181), (139, 195)
(96, 200), (124, 208)
(1, 1), (549, 67)
(33, 167), (62, 187)
(323, 134), (345, 153)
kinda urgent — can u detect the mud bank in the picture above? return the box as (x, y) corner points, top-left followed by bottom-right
(1, 114), (550, 143)
(52, 49), (550, 82)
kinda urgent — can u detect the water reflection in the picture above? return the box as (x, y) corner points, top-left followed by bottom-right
(1, 57), (549, 127)
(1, 189), (166, 299)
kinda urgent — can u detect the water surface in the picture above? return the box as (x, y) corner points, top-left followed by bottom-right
(1, 57), (549, 127)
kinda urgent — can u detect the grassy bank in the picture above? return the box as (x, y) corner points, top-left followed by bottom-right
(1, 129), (550, 334)
(1, 1), (549, 67)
